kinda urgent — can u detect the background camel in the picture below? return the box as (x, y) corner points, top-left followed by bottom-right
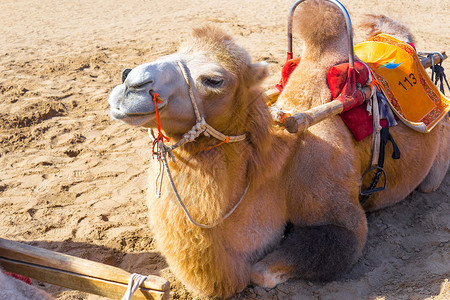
(108, 0), (449, 297)
(1, 0), (449, 299)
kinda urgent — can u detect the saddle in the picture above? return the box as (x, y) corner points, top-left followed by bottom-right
(355, 34), (450, 133)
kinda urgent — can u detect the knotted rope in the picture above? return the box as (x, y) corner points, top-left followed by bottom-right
(121, 273), (148, 300)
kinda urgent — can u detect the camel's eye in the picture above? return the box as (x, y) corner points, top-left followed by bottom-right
(122, 68), (132, 83)
(202, 77), (224, 88)
(196, 73), (228, 96)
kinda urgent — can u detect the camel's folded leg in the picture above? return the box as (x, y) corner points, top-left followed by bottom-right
(250, 224), (360, 289)
(418, 117), (450, 193)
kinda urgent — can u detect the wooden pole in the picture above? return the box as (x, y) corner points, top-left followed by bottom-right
(266, 51), (448, 133)
(0, 238), (170, 300)
(283, 99), (343, 133)
(264, 88), (280, 105)
(283, 86), (371, 133)
(418, 51), (447, 69)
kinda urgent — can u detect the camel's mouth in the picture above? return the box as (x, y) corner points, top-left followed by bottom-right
(110, 100), (167, 117)
(110, 100), (168, 126)
(108, 83), (169, 126)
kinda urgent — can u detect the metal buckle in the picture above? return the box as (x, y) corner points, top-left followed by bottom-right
(360, 165), (387, 196)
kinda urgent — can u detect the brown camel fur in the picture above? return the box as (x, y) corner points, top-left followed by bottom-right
(108, 1), (449, 297)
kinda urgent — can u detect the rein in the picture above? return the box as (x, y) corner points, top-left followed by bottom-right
(150, 60), (249, 229)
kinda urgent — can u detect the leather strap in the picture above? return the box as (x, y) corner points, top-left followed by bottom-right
(360, 126), (400, 206)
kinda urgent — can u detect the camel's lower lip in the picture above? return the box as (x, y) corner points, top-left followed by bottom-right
(110, 101), (167, 125)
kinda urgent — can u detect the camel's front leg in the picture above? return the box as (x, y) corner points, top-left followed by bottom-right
(250, 224), (363, 288)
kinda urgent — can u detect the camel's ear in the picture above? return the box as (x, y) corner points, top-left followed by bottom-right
(250, 61), (269, 84)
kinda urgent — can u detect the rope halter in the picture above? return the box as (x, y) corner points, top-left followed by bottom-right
(150, 60), (250, 229)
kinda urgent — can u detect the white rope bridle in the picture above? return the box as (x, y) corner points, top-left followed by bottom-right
(150, 60), (250, 229)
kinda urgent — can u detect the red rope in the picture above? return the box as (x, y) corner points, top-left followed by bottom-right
(4, 272), (32, 284)
(152, 93), (169, 159)
(198, 136), (230, 152)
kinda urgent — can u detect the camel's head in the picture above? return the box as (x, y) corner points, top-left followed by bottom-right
(109, 25), (269, 139)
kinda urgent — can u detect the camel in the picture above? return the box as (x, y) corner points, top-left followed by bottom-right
(108, 0), (449, 297)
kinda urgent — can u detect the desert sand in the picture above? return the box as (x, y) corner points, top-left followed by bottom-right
(0, 0), (449, 299)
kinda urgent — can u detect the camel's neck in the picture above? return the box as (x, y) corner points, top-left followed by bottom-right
(301, 35), (349, 65)
(166, 144), (247, 222)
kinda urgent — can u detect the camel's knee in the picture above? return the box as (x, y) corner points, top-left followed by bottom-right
(418, 155), (450, 193)
(418, 122), (450, 193)
(250, 224), (362, 289)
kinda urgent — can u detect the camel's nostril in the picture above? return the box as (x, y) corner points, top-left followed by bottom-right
(122, 68), (132, 83)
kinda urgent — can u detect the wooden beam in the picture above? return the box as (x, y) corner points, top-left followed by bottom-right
(0, 238), (169, 300)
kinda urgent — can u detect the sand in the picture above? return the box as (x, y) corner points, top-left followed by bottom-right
(0, 0), (449, 299)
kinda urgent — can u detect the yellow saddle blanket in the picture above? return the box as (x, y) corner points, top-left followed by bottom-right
(354, 34), (450, 132)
